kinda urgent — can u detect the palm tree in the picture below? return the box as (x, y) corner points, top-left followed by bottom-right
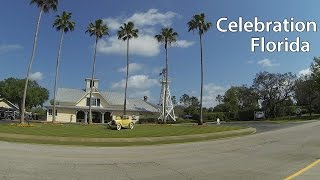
(187, 13), (212, 125)
(155, 28), (178, 124)
(117, 21), (139, 115)
(52, 11), (75, 123)
(85, 19), (109, 124)
(21, 0), (58, 124)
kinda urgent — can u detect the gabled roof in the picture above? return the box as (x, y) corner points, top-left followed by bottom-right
(56, 88), (86, 103)
(55, 88), (159, 112)
(56, 88), (125, 105)
(127, 99), (159, 112)
(0, 98), (19, 110)
(100, 91), (125, 105)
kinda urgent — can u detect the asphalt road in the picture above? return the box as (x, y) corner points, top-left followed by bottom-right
(0, 121), (319, 180)
(216, 121), (313, 133)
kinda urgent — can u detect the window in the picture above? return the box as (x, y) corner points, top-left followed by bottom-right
(86, 98), (100, 107)
(48, 109), (57, 116)
(90, 80), (95, 88)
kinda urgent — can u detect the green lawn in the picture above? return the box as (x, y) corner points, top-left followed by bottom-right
(0, 123), (244, 138)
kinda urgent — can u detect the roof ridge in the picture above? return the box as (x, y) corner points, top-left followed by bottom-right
(58, 87), (84, 91)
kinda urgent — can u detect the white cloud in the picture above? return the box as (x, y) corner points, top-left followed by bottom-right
(118, 63), (144, 74)
(140, 27), (156, 35)
(29, 72), (43, 81)
(128, 9), (178, 28)
(257, 59), (279, 67)
(298, 68), (311, 77)
(112, 75), (158, 100)
(104, 9), (178, 30)
(103, 17), (122, 30)
(97, 35), (160, 57)
(112, 75), (158, 90)
(0, 44), (22, 54)
(202, 83), (228, 108)
(173, 40), (195, 48)
(100, 9), (192, 57)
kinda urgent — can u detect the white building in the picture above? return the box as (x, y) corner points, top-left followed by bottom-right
(46, 78), (158, 123)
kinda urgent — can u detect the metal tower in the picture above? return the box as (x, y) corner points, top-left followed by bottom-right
(158, 68), (176, 122)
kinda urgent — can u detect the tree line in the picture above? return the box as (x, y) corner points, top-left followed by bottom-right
(175, 57), (320, 121)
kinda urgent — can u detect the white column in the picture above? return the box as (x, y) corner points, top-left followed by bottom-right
(101, 112), (105, 124)
(84, 111), (88, 124)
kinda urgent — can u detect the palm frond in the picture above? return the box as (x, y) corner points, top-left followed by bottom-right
(118, 21), (139, 41)
(53, 11), (75, 33)
(86, 19), (109, 39)
(30, 0), (58, 13)
(155, 27), (178, 47)
(187, 13), (212, 35)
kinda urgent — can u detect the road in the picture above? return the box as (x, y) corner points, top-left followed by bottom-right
(217, 121), (313, 133)
(0, 121), (319, 180)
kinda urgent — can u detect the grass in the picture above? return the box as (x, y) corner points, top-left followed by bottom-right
(0, 123), (253, 146)
(0, 123), (244, 138)
(0, 131), (253, 147)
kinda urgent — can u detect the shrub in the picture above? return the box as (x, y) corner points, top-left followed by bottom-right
(204, 112), (225, 122)
(138, 118), (157, 124)
(238, 110), (254, 121)
(224, 112), (237, 120)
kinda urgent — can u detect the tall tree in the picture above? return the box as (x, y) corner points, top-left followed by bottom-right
(311, 57), (320, 90)
(21, 0), (58, 124)
(253, 71), (296, 118)
(52, 11), (75, 123)
(180, 94), (192, 107)
(187, 13), (212, 125)
(86, 19), (109, 124)
(0, 78), (49, 113)
(295, 75), (319, 116)
(222, 86), (258, 113)
(118, 21), (138, 115)
(179, 94), (200, 116)
(155, 27), (178, 123)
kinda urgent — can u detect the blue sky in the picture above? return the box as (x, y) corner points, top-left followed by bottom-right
(0, 0), (320, 107)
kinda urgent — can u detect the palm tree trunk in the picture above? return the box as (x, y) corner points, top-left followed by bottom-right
(163, 43), (168, 124)
(52, 30), (64, 123)
(88, 38), (98, 124)
(199, 33), (204, 125)
(124, 39), (129, 115)
(21, 8), (43, 124)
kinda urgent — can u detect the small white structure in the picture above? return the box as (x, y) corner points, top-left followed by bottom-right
(216, 118), (220, 125)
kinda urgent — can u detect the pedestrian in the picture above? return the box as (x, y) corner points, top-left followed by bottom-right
(216, 118), (220, 125)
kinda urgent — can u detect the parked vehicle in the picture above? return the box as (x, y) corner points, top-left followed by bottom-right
(108, 115), (135, 130)
(254, 111), (265, 119)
